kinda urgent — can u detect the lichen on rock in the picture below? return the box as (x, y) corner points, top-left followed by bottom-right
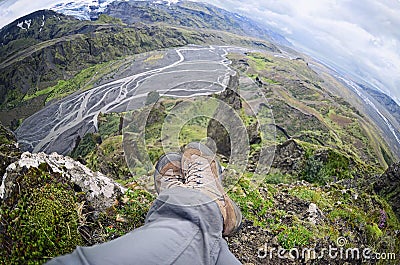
(1, 151), (126, 210)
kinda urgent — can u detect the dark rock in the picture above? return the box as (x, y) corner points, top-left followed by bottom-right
(208, 118), (231, 157)
(255, 76), (263, 87)
(374, 162), (400, 219)
(271, 139), (304, 174)
(218, 74), (242, 110)
(147, 102), (166, 126)
(247, 122), (261, 145)
(207, 74), (242, 157)
(207, 73), (260, 157)
(0, 122), (21, 178)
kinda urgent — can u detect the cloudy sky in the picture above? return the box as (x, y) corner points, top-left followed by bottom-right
(1, 0), (399, 104)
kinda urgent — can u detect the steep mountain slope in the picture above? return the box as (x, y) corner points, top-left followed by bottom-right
(48, 0), (290, 46)
(103, 0), (291, 46)
(361, 84), (400, 125)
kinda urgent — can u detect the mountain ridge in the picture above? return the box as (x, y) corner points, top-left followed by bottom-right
(102, 0), (291, 46)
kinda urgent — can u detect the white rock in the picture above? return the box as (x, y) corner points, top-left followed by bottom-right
(307, 203), (318, 225)
(1, 152), (126, 210)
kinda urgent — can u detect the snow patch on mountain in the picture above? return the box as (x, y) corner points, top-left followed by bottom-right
(51, 0), (182, 20)
(16, 19), (31, 30)
(161, 0), (180, 6)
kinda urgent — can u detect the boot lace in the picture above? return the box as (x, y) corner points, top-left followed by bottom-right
(184, 161), (205, 186)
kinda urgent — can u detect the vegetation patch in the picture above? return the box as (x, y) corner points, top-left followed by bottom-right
(300, 149), (352, 185)
(228, 176), (273, 227)
(277, 225), (313, 249)
(0, 164), (83, 265)
(97, 188), (155, 241)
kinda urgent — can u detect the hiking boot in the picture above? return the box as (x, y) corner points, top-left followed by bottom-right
(181, 142), (242, 236)
(154, 152), (185, 194)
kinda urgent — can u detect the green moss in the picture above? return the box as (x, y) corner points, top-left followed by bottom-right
(1, 89), (24, 109)
(289, 187), (321, 204)
(96, 14), (124, 25)
(301, 149), (352, 185)
(328, 208), (364, 224)
(380, 145), (393, 166)
(45, 61), (115, 102)
(70, 133), (100, 159)
(264, 172), (296, 184)
(22, 86), (54, 101)
(118, 189), (154, 227)
(247, 53), (274, 71)
(261, 76), (280, 85)
(0, 164), (83, 264)
(178, 116), (210, 145)
(277, 225), (313, 249)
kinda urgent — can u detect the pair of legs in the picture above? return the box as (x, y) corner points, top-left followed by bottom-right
(47, 142), (242, 265)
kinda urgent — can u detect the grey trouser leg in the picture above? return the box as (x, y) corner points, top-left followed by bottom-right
(216, 240), (242, 265)
(46, 187), (241, 265)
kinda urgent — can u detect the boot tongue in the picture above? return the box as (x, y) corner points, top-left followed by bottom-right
(161, 161), (181, 177)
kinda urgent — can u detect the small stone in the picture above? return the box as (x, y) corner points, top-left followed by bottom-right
(307, 203), (318, 225)
(122, 195), (130, 204)
(116, 214), (127, 223)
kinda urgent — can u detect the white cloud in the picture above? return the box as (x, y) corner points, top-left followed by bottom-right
(0, 0), (66, 27)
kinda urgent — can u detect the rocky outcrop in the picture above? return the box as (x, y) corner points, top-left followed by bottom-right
(207, 74), (261, 157)
(374, 162), (400, 219)
(226, 180), (399, 265)
(1, 152), (126, 210)
(217, 74), (242, 110)
(271, 139), (304, 174)
(207, 75), (240, 157)
(0, 151), (139, 263)
(207, 119), (231, 157)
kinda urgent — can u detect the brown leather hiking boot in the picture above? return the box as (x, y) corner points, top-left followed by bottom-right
(181, 142), (242, 236)
(154, 152), (185, 194)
